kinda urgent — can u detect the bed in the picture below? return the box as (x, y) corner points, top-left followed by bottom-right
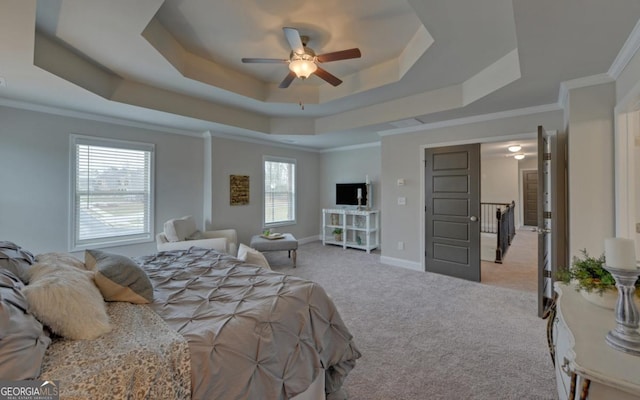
(137, 247), (361, 400)
(1, 243), (360, 400)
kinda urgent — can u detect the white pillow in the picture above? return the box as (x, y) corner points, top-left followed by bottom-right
(22, 260), (111, 340)
(163, 216), (198, 242)
(237, 244), (271, 270)
(158, 237), (227, 252)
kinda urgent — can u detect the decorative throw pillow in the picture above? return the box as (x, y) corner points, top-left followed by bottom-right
(22, 261), (111, 340)
(0, 269), (51, 380)
(36, 252), (87, 270)
(237, 244), (271, 270)
(85, 249), (154, 304)
(0, 241), (36, 283)
(163, 216), (198, 242)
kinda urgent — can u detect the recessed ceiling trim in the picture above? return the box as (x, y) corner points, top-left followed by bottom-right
(378, 103), (561, 136)
(557, 73), (614, 108)
(608, 18), (640, 79)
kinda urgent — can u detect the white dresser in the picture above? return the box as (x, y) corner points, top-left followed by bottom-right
(551, 283), (640, 400)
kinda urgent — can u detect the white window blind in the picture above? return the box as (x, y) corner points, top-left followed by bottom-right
(264, 157), (296, 226)
(71, 136), (154, 250)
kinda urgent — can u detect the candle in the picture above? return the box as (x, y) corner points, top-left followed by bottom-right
(365, 175), (370, 184)
(605, 237), (637, 270)
(357, 188), (362, 199)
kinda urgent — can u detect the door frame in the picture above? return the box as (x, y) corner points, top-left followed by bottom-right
(419, 132), (536, 271)
(614, 81), (640, 239)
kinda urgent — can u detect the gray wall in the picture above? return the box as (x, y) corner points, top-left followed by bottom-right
(0, 107), (322, 256)
(208, 137), (321, 246)
(0, 106), (204, 257)
(379, 110), (565, 267)
(566, 83), (616, 259)
(319, 144), (381, 211)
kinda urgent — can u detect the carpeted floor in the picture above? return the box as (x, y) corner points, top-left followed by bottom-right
(265, 241), (557, 400)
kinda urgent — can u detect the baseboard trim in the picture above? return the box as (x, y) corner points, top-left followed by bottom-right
(298, 235), (321, 245)
(380, 256), (423, 271)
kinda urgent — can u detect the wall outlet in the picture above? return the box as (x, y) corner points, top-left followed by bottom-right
(397, 197), (406, 205)
(397, 241), (404, 250)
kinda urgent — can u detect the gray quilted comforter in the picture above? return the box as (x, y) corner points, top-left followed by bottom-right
(136, 248), (361, 400)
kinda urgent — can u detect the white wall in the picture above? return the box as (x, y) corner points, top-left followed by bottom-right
(480, 156), (520, 226)
(379, 110), (564, 265)
(0, 105), (204, 257)
(566, 83), (616, 259)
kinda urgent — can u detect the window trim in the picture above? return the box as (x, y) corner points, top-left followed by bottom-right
(263, 155), (297, 228)
(69, 134), (155, 251)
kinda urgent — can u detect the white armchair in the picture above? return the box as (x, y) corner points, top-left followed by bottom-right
(156, 216), (237, 256)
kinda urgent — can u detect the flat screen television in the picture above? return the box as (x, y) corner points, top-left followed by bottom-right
(336, 183), (367, 206)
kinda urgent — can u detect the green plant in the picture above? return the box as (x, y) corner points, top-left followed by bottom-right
(557, 249), (640, 296)
(332, 228), (343, 235)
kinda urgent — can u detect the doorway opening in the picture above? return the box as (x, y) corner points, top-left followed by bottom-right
(479, 139), (539, 292)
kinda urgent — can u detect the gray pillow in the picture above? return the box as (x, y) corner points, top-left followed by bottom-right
(0, 269), (51, 380)
(85, 249), (154, 304)
(0, 241), (35, 283)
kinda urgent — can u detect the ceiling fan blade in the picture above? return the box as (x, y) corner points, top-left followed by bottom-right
(279, 71), (297, 89)
(241, 58), (288, 64)
(316, 48), (362, 63)
(313, 66), (342, 87)
(283, 27), (304, 54)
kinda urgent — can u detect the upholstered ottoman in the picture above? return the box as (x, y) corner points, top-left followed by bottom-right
(250, 233), (298, 267)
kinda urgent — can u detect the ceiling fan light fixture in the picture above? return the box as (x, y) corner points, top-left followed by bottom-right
(508, 145), (522, 152)
(514, 153), (525, 160)
(289, 54), (317, 79)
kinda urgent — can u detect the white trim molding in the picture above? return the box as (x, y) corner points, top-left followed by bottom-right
(609, 18), (640, 79)
(380, 256), (423, 271)
(377, 104), (560, 137)
(557, 73), (614, 109)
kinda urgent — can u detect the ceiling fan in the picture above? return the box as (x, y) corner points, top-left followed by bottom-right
(241, 27), (362, 88)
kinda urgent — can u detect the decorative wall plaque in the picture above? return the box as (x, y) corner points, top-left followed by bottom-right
(230, 175), (249, 205)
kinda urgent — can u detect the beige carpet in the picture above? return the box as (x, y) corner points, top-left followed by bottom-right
(481, 228), (538, 292)
(265, 241), (557, 400)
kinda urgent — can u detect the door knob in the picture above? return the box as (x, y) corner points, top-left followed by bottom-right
(536, 227), (551, 234)
(470, 216), (478, 222)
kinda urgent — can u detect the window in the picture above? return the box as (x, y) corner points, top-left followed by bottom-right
(70, 135), (154, 250)
(264, 157), (296, 226)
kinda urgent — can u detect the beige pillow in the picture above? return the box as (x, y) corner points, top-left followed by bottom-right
(85, 249), (154, 304)
(163, 216), (198, 242)
(36, 252), (87, 270)
(237, 244), (271, 270)
(22, 261), (111, 340)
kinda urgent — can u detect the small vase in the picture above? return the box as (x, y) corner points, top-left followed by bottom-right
(580, 289), (618, 309)
(580, 288), (640, 310)
(334, 234), (342, 242)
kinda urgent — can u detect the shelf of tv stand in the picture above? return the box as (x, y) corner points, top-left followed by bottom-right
(322, 209), (380, 253)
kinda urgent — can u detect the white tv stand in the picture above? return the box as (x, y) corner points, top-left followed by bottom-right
(322, 209), (379, 253)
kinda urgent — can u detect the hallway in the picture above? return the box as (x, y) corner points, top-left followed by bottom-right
(481, 228), (538, 292)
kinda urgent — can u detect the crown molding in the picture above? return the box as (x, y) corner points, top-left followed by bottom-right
(557, 73), (615, 109)
(0, 97), (203, 137)
(377, 103), (561, 137)
(204, 130), (320, 153)
(320, 141), (381, 153)
(609, 18), (640, 79)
